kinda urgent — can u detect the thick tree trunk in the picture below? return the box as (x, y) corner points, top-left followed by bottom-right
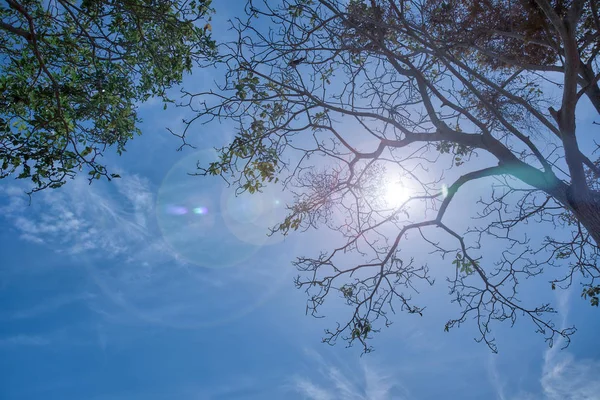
(569, 189), (600, 246)
(585, 83), (600, 115)
(580, 63), (600, 116)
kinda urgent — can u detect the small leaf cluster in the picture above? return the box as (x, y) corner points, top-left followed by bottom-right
(235, 72), (268, 101)
(340, 284), (354, 299)
(452, 252), (479, 275)
(435, 141), (474, 166)
(275, 200), (316, 236)
(206, 117), (281, 194)
(582, 285), (600, 307)
(350, 319), (371, 341)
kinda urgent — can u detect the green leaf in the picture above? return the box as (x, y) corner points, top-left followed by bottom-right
(0, 0), (216, 192)
(81, 147), (93, 157)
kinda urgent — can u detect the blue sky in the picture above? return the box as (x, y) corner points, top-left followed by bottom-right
(2, 145), (600, 400)
(2, 2), (600, 400)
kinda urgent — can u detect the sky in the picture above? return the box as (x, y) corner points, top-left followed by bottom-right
(2, 2), (600, 400)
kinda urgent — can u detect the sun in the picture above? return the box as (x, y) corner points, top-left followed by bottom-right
(382, 179), (411, 208)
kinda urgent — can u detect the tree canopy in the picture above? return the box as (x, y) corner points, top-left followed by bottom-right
(0, 0), (215, 192)
(184, 0), (600, 352)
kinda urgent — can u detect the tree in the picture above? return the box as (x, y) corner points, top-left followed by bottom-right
(424, 0), (600, 114)
(0, 0), (216, 192)
(183, 0), (600, 352)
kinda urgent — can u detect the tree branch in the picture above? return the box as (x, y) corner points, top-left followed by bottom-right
(0, 19), (32, 40)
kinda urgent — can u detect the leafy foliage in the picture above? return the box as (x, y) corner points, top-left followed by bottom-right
(0, 0), (216, 192)
(582, 285), (600, 307)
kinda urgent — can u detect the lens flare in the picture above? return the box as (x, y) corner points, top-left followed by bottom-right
(220, 185), (287, 246)
(166, 205), (188, 215)
(441, 184), (449, 199)
(156, 149), (262, 268)
(193, 206), (208, 215)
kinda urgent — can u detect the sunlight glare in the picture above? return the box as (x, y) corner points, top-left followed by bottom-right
(383, 180), (411, 208)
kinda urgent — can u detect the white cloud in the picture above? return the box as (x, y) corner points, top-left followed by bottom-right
(0, 171), (290, 331)
(0, 177), (146, 257)
(539, 290), (600, 400)
(0, 175), (158, 260)
(292, 349), (409, 400)
(541, 350), (600, 400)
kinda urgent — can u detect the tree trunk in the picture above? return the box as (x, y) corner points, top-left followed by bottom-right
(585, 84), (600, 116)
(580, 63), (600, 116)
(569, 189), (600, 246)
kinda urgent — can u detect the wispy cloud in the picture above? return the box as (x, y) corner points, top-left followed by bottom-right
(291, 349), (410, 400)
(539, 290), (600, 400)
(540, 350), (600, 400)
(6, 292), (95, 320)
(0, 170), (291, 331)
(0, 334), (50, 346)
(500, 290), (600, 400)
(295, 378), (334, 400)
(0, 175), (151, 257)
(487, 355), (507, 400)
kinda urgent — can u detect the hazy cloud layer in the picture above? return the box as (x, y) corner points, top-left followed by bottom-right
(292, 349), (410, 400)
(0, 173), (290, 333)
